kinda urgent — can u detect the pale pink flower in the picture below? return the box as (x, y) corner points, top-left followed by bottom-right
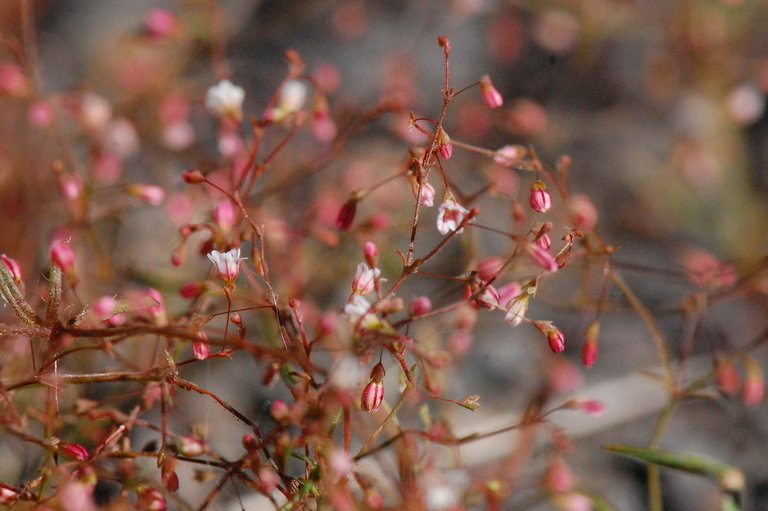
(0, 63), (29, 96)
(192, 332), (210, 360)
(437, 198), (470, 235)
(566, 194), (597, 231)
(409, 175), (436, 207)
(352, 262), (380, 295)
(497, 281), (522, 307)
(493, 144), (526, 167)
(207, 248), (245, 286)
(28, 101), (54, 127)
(437, 127), (453, 159)
(205, 80), (245, 120)
(343, 295), (381, 330)
(145, 8), (178, 38)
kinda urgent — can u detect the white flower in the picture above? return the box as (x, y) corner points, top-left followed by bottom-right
(504, 294), (529, 327)
(343, 295), (381, 330)
(277, 80), (308, 114)
(436, 198), (470, 235)
(207, 248), (245, 286)
(352, 262), (380, 295)
(205, 80), (245, 119)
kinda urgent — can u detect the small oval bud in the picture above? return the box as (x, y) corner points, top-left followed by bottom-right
(336, 199), (358, 230)
(182, 169), (205, 184)
(479, 75), (503, 109)
(410, 296), (432, 316)
(529, 180), (552, 213)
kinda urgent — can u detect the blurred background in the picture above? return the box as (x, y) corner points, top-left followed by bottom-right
(1, 1), (767, 510)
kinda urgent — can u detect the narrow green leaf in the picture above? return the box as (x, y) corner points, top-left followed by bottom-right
(603, 444), (744, 491)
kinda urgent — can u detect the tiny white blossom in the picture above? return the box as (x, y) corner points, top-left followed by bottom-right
(504, 294), (529, 327)
(205, 80), (245, 119)
(277, 80), (308, 114)
(437, 198), (470, 235)
(343, 295), (381, 330)
(207, 248), (245, 286)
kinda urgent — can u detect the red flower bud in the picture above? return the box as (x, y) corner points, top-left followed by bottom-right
(336, 199), (358, 230)
(60, 442), (89, 461)
(182, 169), (205, 184)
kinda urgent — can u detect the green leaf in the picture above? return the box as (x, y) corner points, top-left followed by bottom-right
(602, 444), (744, 492)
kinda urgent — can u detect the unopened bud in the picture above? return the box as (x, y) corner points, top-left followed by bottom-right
(479, 75), (503, 109)
(126, 184), (165, 205)
(410, 296), (432, 316)
(581, 321), (600, 368)
(336, 199), (358, 230)
(59, 442), (89, 461)
(51, 242), (75, 273)
(361, 363), (386, 412)
(182, 169), (205, 184)
(715, 355), (741, 397)
(363, 241), (379, 268)
(436, 127), (452, 160)
(1, 254), (22, 283)
(743, 355), (765, 406)
(529, 180), (552, 213)
(544, 456), (574, 493)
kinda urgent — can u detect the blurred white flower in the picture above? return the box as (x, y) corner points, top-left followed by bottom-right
(205, 80), (245, 120)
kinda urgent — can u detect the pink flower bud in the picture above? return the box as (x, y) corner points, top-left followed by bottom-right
(581, 321), (600, 368)
(192, 332), (209, 360)
(361, 363), (385, 412)
(136, 486), (166, 511)
(578, 399), (605, 415)
(0, 62), (29, 96)
(1, 254), (22, 283)
(363, 241), (379, 268)
(494, 282), (519, 307)
(51, 243), (75, 272)
(566, 194), (597, 231)
(29, 100), (54, 127)
(477, 257), (503, 282)
(408, 175), (436, 207)
(535, 232), (552, 250)
(437, 127), (452, 159)
(182, 169), (205, 184)
(361, 379), (384, 412)
(547, 328), (566, 353)
(213, 200), (237, 232)
(59, 442), (89, 461)
(91, 296), (117, 318)
(270, 400), (290, 421)
(336, 199), (358, 230)
(715, 355), (741, 396)
(743, 356), (764, 406)
(526, 243), (558, 272)
(479, 75), (503, 108)
(60, 174), (84, 201)
(145, 8), (178, 38)
(494, 145), (527, 167)
(242, 433), (259, 455)
(410, 296), (432, 316)
(544, 457), (574, 493)
(126, 184), (165, 205)
(529, 180), (552, 212)
(179, 281), (204, 298)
